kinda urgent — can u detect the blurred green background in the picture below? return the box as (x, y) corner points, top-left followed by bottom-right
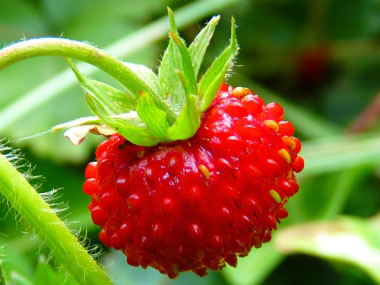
(1, 0), (380, 284)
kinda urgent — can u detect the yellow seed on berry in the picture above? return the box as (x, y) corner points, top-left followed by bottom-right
(282, 136), (296, 150)
(264, 120), (279, 132)
(278, 148), (291, 163)
(232, 87), (251, 98)
(199, 164), (210, 180)
(269, 190), (282, 203)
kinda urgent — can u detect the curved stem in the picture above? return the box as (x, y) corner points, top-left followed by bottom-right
(0, 0), (239, 131)
(0, 38), (176, 123)
(0, 153), (112, 285)
(0, 38), (116, 72)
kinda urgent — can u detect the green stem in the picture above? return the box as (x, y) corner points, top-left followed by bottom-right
(0, 38), (176, 123)
(0, 38), (115, 71)
(0, 0), (239, 131)
(0, 153), (112, 285)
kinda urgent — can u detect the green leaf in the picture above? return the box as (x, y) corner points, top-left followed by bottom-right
(137, 92), (169, 139)
(275, 216), (380, 284)
(9, 272), (32, 285)
(319, 167), (366, 220)
(189, 15), (220, 77)
(34, 256), (79, 285)
(199, 17), (238, 111)
(34, 263), (61, 285)
(0, 1), (46, 39)
(301, 132), (380, 177)
(0, 237), (34, 283)
(285, 166), (368, 225)
(166, 95), (200, 140)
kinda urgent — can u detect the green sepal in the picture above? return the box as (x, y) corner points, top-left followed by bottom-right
(61, 11), (238, 147)
(167, 7), (180, 37)
(86, 95), (159, 146)
(170, 32), (198, 96)
(166, 95), (200, 140)
(122, 62), (177, 124)
(167, 9), (197, 96)
(66, 58), (135, 113)
(124, 62), (163, 100)
(158, 8), (194, 114)
(158, 39), (185, 113)
(104, 118), (159, 146)
(67, 58), (159, 146)
(189, 15), (220, 77)
(199, 17), (238, 111)
(137, 91), (169, 140)
(175, 70), (194, 99)
(83, 80), (136, 112)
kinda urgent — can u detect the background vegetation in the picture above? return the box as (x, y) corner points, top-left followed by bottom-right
(1, 0), (380, 284)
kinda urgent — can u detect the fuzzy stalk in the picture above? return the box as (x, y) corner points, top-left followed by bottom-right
(0, 153), (112, 285)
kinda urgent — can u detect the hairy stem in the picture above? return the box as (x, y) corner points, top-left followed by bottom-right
(0, 153), (112, 285)
(0, 38), (115, 71)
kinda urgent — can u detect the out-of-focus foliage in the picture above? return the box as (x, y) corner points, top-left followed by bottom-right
(1, 0), (380, 284)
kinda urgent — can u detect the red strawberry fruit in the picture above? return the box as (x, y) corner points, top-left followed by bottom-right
(62, 9), (303, 278)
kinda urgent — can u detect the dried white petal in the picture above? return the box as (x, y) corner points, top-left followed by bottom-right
(64, 125), (116, 145)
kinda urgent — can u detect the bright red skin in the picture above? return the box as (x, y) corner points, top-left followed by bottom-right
(84, 85), (303, 278)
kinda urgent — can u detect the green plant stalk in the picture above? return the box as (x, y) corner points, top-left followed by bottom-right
(0, 0), (239, 131)
(0, 153), (112, 285)
(0, 38), (176, 123)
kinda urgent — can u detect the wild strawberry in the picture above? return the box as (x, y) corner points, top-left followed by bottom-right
(60, 9), (303, 279)
(83, 84), (303, 278)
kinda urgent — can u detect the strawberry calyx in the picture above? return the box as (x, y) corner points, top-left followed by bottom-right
(58, 8), (238, 146)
